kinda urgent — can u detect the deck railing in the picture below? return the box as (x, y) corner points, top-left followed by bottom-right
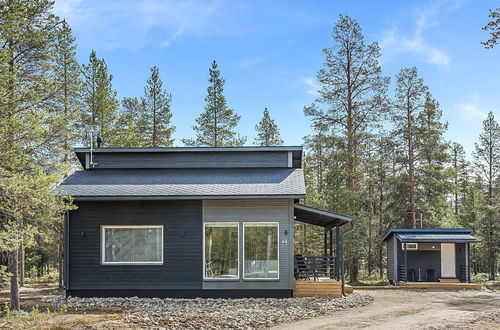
(294, 255), (337, 281)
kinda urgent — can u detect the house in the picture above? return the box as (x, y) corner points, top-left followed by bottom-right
(383, 228), (479, 284)
(57, 146), (354, 298)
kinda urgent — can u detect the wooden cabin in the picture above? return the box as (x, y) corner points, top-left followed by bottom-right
(383, 228), (479, 284)
(56, 146), (353, 298)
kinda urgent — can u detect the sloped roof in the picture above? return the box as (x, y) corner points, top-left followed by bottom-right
(396, 233), (479, 243)
(382, 228), (479, 243)
(56, 168), (306, 200)
(294, 204), (352, 228)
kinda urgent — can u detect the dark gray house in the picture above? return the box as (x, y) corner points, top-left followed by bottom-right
(383, 228), (479, 284)
(57, 146), (353, 298)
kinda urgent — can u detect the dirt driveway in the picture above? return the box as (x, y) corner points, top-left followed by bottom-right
(272, 290), (500, 330)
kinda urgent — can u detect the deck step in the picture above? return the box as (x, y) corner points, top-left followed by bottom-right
(294, 280), (343, 298)
(438, 278), (460, 283)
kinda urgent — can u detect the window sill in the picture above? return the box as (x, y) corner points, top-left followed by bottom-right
(203, 278), (240, 281)
(243, 278), (280, 281)
(101, 263), (164, 266)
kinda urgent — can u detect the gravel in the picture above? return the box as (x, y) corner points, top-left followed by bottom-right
(48, 293), (373, 329)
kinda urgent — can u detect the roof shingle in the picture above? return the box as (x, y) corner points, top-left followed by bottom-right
(56, 168), (306, 199)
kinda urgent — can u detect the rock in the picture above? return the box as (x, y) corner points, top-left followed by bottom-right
(47, 293), (373, 329)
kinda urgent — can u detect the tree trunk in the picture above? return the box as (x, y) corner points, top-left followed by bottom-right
(19, 243), (24, 287)
(9, 249), (20, 311)
(406, 95), (417, 228)
(58, 234), (63, 289)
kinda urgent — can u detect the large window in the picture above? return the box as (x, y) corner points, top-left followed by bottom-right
(101, 226), (163, 265)
(204, 223), (239, 279)
(243, 222), (279, 279)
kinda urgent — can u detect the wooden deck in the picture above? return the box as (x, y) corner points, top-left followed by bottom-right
(293, 280), (343, 298)
(353, 282), (481, 291)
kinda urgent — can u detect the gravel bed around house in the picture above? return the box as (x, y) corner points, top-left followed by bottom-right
(47, 293), (373, 329)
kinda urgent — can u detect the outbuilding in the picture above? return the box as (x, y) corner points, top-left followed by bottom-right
(383, 228), (479, 284)
(57, 146), (354, 298)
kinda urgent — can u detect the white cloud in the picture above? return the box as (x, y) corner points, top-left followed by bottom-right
(456, 103), (487, 120)
(299, 77), (319, 95)
(53, 0), (244, 50)
(380, 2), (453, 67)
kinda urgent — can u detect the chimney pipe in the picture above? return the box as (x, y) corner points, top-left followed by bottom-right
(96, 136), (103, 148)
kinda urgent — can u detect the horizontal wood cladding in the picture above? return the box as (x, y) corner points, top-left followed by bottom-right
(293, 281), (343, 298)
(202, 199), (294, 290)
(203, 199), (293, 290)
(67, 200), (202, 290)
(91, 151), (292, 169)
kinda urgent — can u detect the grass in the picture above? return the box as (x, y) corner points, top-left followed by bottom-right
(24, 271), (59, 289)
(349, 273), (390, 286)
(471, 273), (500, 290)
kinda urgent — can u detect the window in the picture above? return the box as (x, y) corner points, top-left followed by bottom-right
(418, 243), (440, 250)
(402, 242), (418, 250)
(243, 222), (279, 279)
(101, 226), (163, 265)
(204, 223), (239, 279)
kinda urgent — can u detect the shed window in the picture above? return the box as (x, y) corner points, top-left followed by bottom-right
(204, 223), (239, 279)
(243, 222), (279, 279)
(101, 226), (163, 265)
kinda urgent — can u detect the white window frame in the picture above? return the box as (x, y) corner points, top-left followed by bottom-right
(101, 225), (164, 265)
(243, 222), (280, 280)
(402, 242), (418, 250)
(203, 222), (240, 280)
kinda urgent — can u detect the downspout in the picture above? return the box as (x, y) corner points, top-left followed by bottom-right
(340, 217), (356, 296)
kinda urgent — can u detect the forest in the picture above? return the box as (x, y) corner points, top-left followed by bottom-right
(0, 0), (498, 310)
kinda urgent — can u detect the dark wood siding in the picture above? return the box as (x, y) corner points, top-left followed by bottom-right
(67, 200), (202, 290)
(92, 151), (290, 169)
(455, 243), (466, 282)
(386, 234), (396, 282)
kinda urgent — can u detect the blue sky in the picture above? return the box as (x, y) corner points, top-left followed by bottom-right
(54, 0), (499, 155)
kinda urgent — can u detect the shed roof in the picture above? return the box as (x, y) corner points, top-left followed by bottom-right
(382, 228), (479, 243)
(56, 168), (306, 200)
(294, 204), (352, 228)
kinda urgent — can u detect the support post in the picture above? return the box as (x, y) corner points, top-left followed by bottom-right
(329, 229), (333, 257)
(404, 244), (408, 283)
(323, 229), (327, 256)
(336, 222), (340, 281)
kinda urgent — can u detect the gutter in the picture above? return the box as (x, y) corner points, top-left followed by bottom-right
(339, 217), (356, 296)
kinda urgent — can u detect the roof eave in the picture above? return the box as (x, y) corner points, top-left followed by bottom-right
(71, 194), (307, 201)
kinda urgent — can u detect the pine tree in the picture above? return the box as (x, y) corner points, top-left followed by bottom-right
(482, 8), (499, 49)
(254, 108), (283, 146)
(111, 97), (145, 147)
(0, 0), (74, 310)
(141, 66), (175, 147)
(304, 15), (389, 282)
(182, 60), (246, 147)
(450, 142), (469, 216)
(393, 67), (428, 228)
(81, 50), (118, 147)
(473, 111), (500, 280)
(414, 94), (452, 227)
(51, 20), (83, 164)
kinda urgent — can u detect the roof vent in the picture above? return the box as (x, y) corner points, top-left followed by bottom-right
(96, 136), (103, 148)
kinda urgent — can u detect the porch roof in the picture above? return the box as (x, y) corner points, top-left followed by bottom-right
(293, 204), (352, 229)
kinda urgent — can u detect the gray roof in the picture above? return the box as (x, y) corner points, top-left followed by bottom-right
(396, 233), (479, 243)
(294, 204), (352, 228)
(74, 146), (303, 153)
(56, 168), (306, 199)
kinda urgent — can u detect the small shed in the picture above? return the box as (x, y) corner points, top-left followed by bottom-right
(382, 229), (479, 284)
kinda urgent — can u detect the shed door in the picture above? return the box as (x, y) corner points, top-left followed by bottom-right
(441, 243), (456, 278)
